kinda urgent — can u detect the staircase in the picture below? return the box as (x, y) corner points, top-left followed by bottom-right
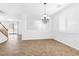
(0, 22), (8, 43)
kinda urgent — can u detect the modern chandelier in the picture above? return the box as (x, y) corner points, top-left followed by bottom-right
(41, 3), (49, 24)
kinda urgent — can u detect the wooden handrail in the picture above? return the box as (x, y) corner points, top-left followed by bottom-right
(0, 22), (8, 37)
(0, 22), (8, 31)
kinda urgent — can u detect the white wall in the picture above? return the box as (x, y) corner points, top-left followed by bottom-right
(18, 14), (53, 40)
(0, 32), (7, 43)
(52, 4), (79, 50)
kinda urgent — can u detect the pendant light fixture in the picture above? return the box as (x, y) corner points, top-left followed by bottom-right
(41, 3), (49, 24)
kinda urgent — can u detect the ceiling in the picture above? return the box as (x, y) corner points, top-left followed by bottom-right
(0, 3), (71, 21)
